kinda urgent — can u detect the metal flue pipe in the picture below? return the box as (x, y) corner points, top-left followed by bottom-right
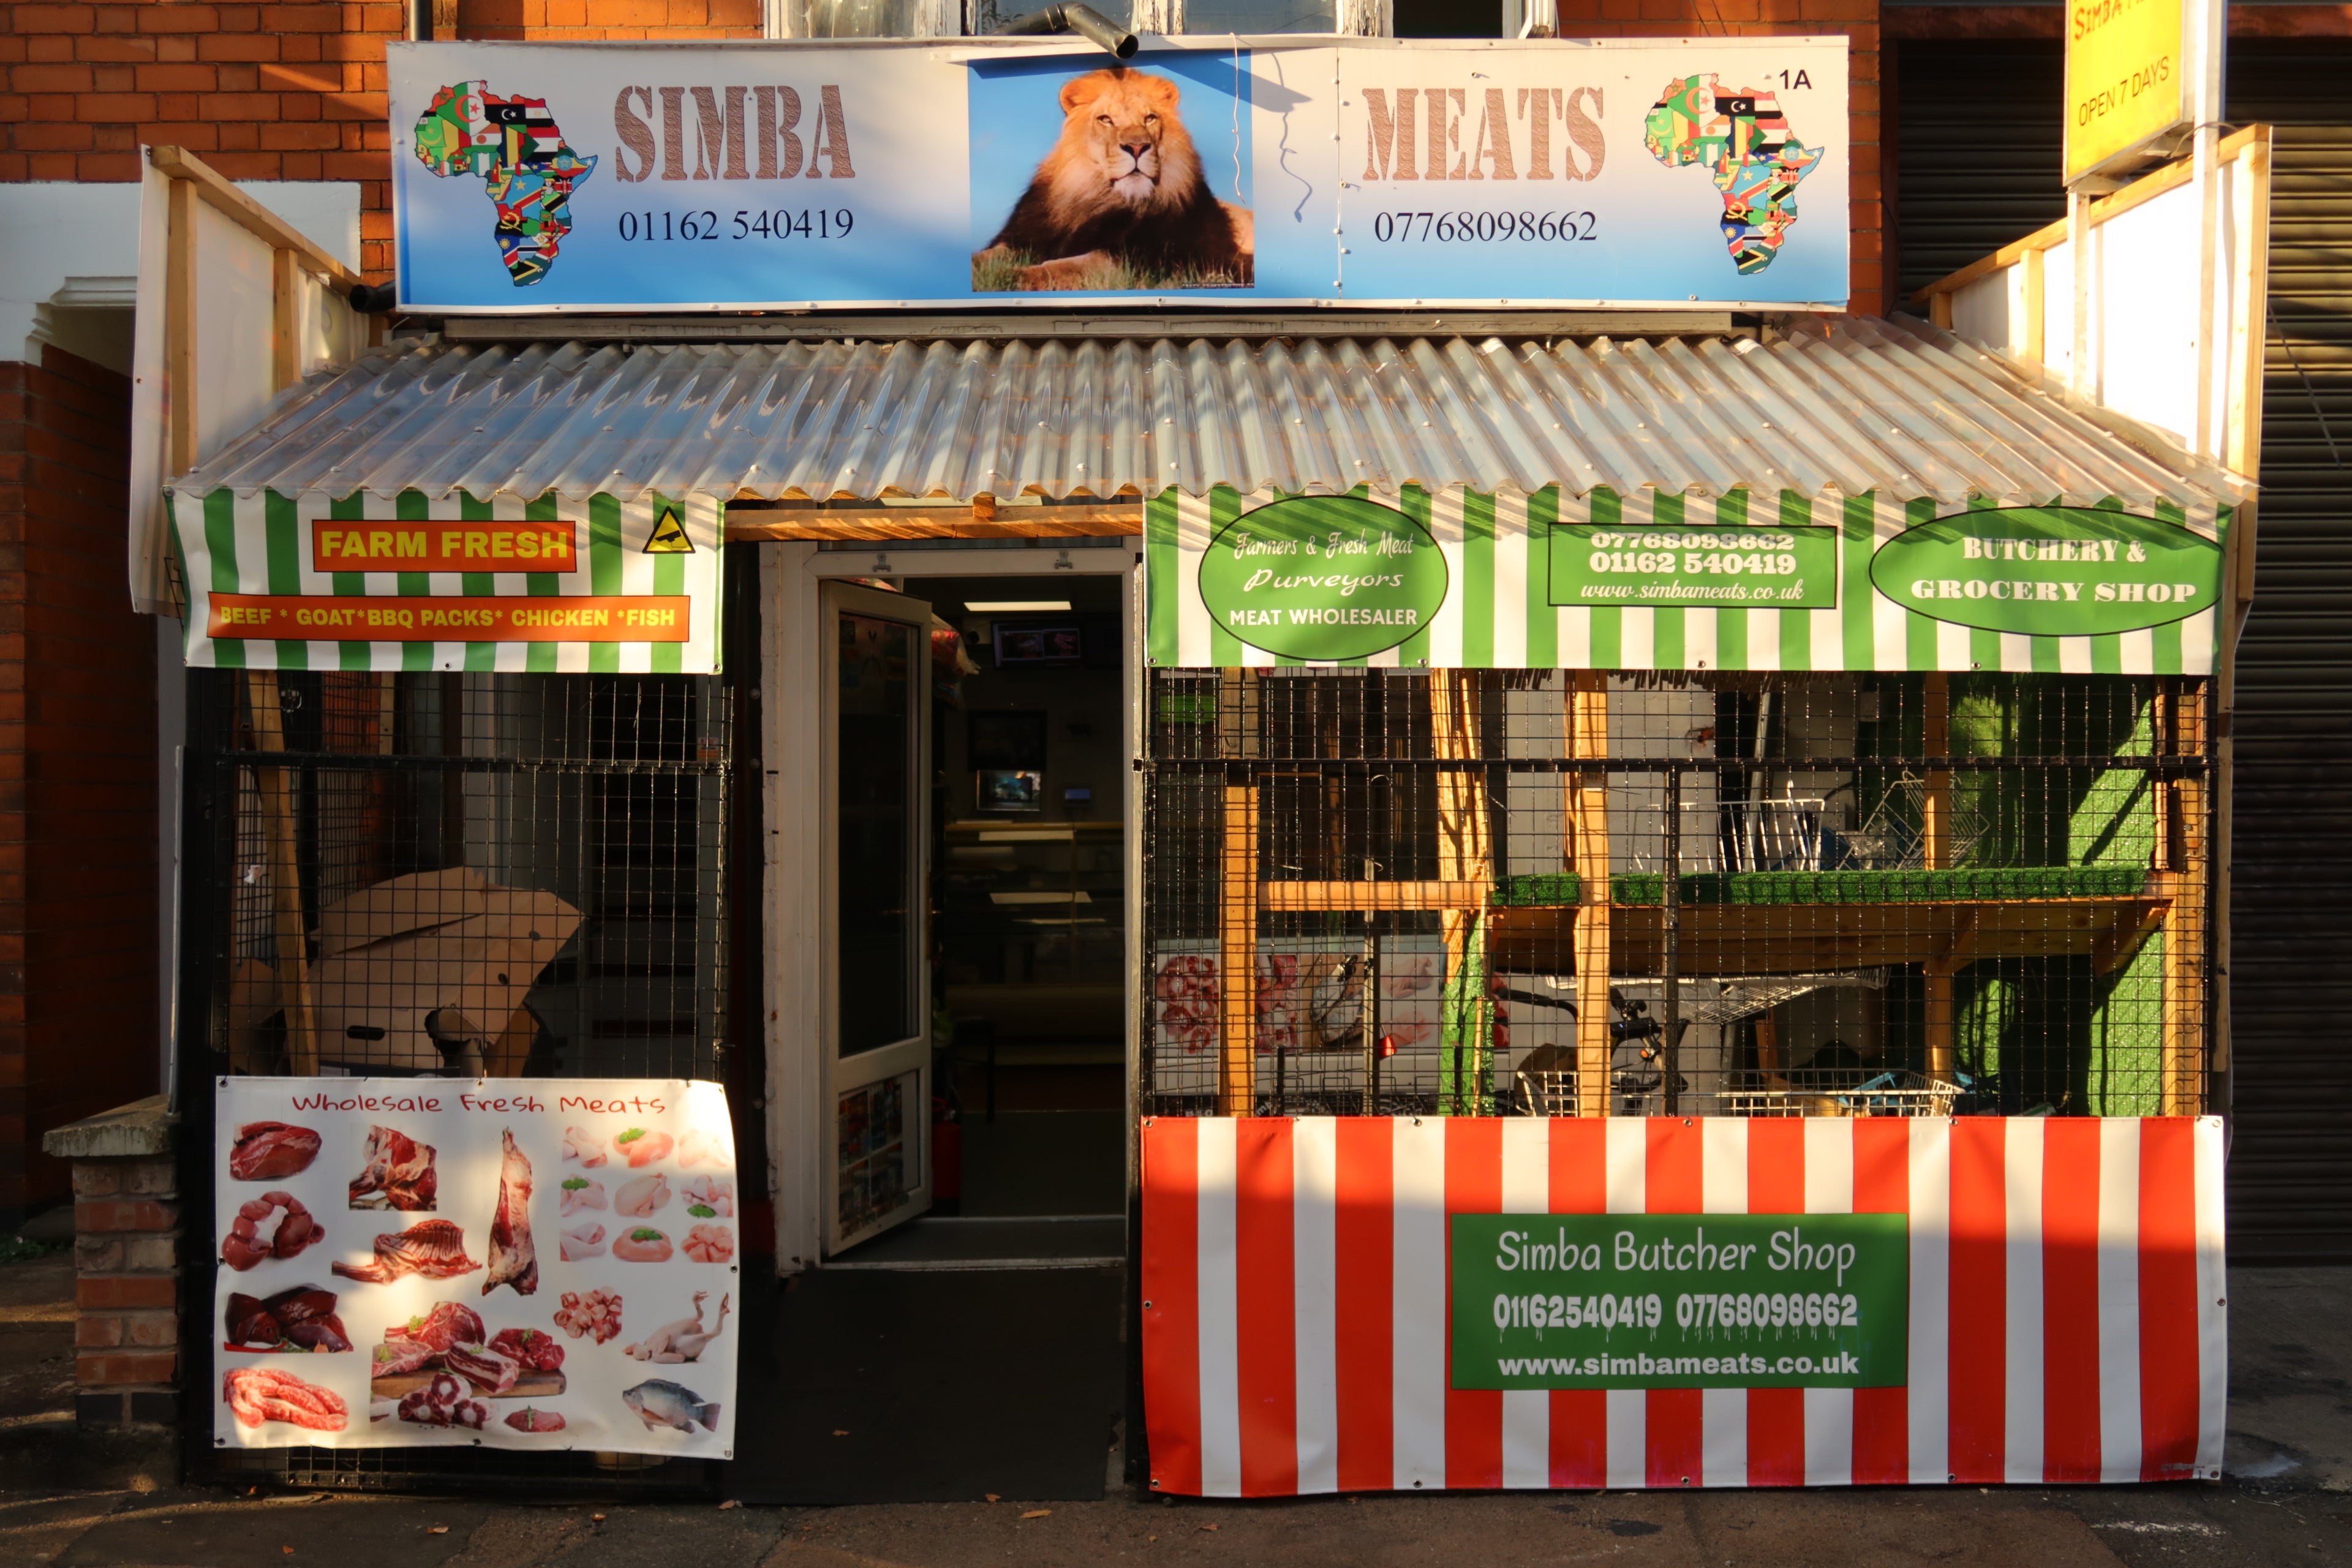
(990, 2), (1137, 58)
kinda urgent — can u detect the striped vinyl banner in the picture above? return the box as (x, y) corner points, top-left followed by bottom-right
(1144, 486), (2227, 676)
(166, 488), (723, 674)
(1139, 1115), (2226, 1494)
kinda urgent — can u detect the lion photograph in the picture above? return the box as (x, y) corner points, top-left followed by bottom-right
(971, 65), (1254, 293)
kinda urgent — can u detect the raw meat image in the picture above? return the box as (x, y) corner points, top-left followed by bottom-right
(682, 1175), (733, 1218)
(612, 1128), (673, 1167)
(554, 1288), (622, 1344)
(682, 1224), (734, 1264)
(614, 1172), (670, 1218)
(677, 1127), (729, 1168)
(224, 1366), (348, 1432)
(622, 1291), (728, 1364)
(348, 1125), (437, 1211)
(443, 1341), (522, 1396)
(372, 1301), (486, 1378)
(612, 1227), (673, 1263)
(505, 1406), (566, 1433)
(333, 1218), (481, 1284)
(563, 1125), (606, 1167)
(224, 1284), (350, 1352)
(228, 1121), (321, 1181)
(559, 1175), (606, 1216)
(489, 1327), (565, 1373)
(379, 1370), (487, 1429)
(560, 1222), (606, 1262)
(221, 1191), (324, 1271)
(622, 1378), (720, 1433)
(483, 1127), (538, 1297)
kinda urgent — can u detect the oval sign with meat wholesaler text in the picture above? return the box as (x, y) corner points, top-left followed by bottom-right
(1197, 496), (1449, 661)
(1870, 506), (2222, 636)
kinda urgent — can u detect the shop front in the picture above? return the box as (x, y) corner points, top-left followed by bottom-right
(145, 26), (2251, 1500)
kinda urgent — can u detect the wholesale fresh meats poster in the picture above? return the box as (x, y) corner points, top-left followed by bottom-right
(213, 1078), (739, 1459)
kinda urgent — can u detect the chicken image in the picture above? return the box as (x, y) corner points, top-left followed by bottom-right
(559, 1176), (606, 1217)
(614, 1172), (671, 1218)
(563, 1125), (606, 1167)
(560, 1222), (607, 1262)
(620, 1291), (729, 1364)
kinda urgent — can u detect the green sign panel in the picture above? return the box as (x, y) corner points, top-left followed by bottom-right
(1449, 1213), (1909, 1391)
(1870, 507), (2222, 636)
(1547, 523), (1840, 610)
(1196, 496), (1448, 660)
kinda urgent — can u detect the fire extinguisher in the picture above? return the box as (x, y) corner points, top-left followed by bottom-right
(932, 1095), (962, 1216)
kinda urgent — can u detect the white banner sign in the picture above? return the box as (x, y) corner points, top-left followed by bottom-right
(214, 1077), (740, 1459)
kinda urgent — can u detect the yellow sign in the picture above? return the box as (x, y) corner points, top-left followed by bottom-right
(643, 502), (693, 554)
(2065, 0), (2190, 182)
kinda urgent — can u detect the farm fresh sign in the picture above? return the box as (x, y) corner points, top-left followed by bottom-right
(386, 37), (1850, 312)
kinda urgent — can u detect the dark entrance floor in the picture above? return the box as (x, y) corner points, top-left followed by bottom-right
(727, 1264), (1124, 1505)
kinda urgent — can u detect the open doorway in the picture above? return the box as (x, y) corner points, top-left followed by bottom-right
(827, 568), (1128, 1268)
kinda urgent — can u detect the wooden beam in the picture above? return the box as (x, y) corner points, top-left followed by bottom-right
(1218, 783), (1261, 1117)
(2093, 902), (2168, 976)
(2160, 685), (2209, 1115)
(1909, 125), (2269, 309)
(1926, 906), (1979, 976)
(150, 146), (363, 290)
(1259, 880), (1488, 912)
(271, 246), (301, 393)
(1567, 671), (1613, 1118)
(1754, 1007), (1786, 1089)
(1431, 671), (1494, 1116)
(1921, 673), (1952, 871)
(2021, 246), (2046, 367)
(726, 506), (1141, 542)
(244, 673), (320, 1074)
(1924, 970), (1957, 1084)
(165, 174), (198, 478)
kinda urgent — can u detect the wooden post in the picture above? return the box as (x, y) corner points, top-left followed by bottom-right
(1567, 671), (1613, 1118)
(1754, 1008), (1786, 1088)
(245, 674), (320, 1074)
(1921, 672), (1953, 871)
(1218, 782), (1260, 1117)
(271, 246), (301, 393)
(165, 175), (199, 477)
(1431, 671), (1494, 1115)
(2159, 685), (2209, 1114)
(1923, 909), (1979, 1085)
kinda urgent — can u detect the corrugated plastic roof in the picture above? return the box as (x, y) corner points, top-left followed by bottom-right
(183, 315), (2247, 510)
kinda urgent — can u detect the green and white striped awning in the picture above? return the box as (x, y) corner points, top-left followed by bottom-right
(168, 488), (723, 674)
(1144, 485), (2230, 675)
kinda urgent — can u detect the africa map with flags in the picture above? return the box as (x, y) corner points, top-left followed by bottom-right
(1644, 74), (1822, 276)
(412, 80), (596, 286)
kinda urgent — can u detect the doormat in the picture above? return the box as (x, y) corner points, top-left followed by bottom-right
(729, 1266), (1123, 1503)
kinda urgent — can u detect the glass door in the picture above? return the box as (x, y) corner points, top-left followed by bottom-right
(823, 582), (933, 1253)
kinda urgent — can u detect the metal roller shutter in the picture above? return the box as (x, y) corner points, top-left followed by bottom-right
(1896, 39), (2352, 1262)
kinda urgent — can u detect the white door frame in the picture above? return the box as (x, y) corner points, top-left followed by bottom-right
(761, 541), (1142, 1272)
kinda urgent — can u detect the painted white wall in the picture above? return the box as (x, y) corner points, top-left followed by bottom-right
(0, 179), (361, 372)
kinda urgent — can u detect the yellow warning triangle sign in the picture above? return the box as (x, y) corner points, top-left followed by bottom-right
(643, 502), (693, 554)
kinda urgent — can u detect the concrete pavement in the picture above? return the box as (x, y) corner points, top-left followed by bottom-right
(2, 1259), (2346, 1568)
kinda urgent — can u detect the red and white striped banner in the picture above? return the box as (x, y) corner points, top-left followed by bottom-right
(1139, 1116), (2225, 1494)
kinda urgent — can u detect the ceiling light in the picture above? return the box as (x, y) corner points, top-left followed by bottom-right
(965, 600), (1071, 612)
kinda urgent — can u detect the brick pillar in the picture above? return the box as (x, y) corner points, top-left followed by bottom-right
(42, 1095), (180, 1427)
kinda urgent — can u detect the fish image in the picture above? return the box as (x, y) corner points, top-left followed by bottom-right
(483, 1127), (538, 1297)
(622, 1378), (721, 1434)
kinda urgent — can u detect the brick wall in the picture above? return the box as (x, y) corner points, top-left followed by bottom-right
(0, 3), (1878, 304)
(0, 344), (159, 1223)
(72, 1152), (180, 1422)
(0, 0), (764, 280)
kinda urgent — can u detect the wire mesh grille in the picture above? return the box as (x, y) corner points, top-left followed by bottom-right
(1142, 669), (2214, 1121)
(187, 666), (732, 1493)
